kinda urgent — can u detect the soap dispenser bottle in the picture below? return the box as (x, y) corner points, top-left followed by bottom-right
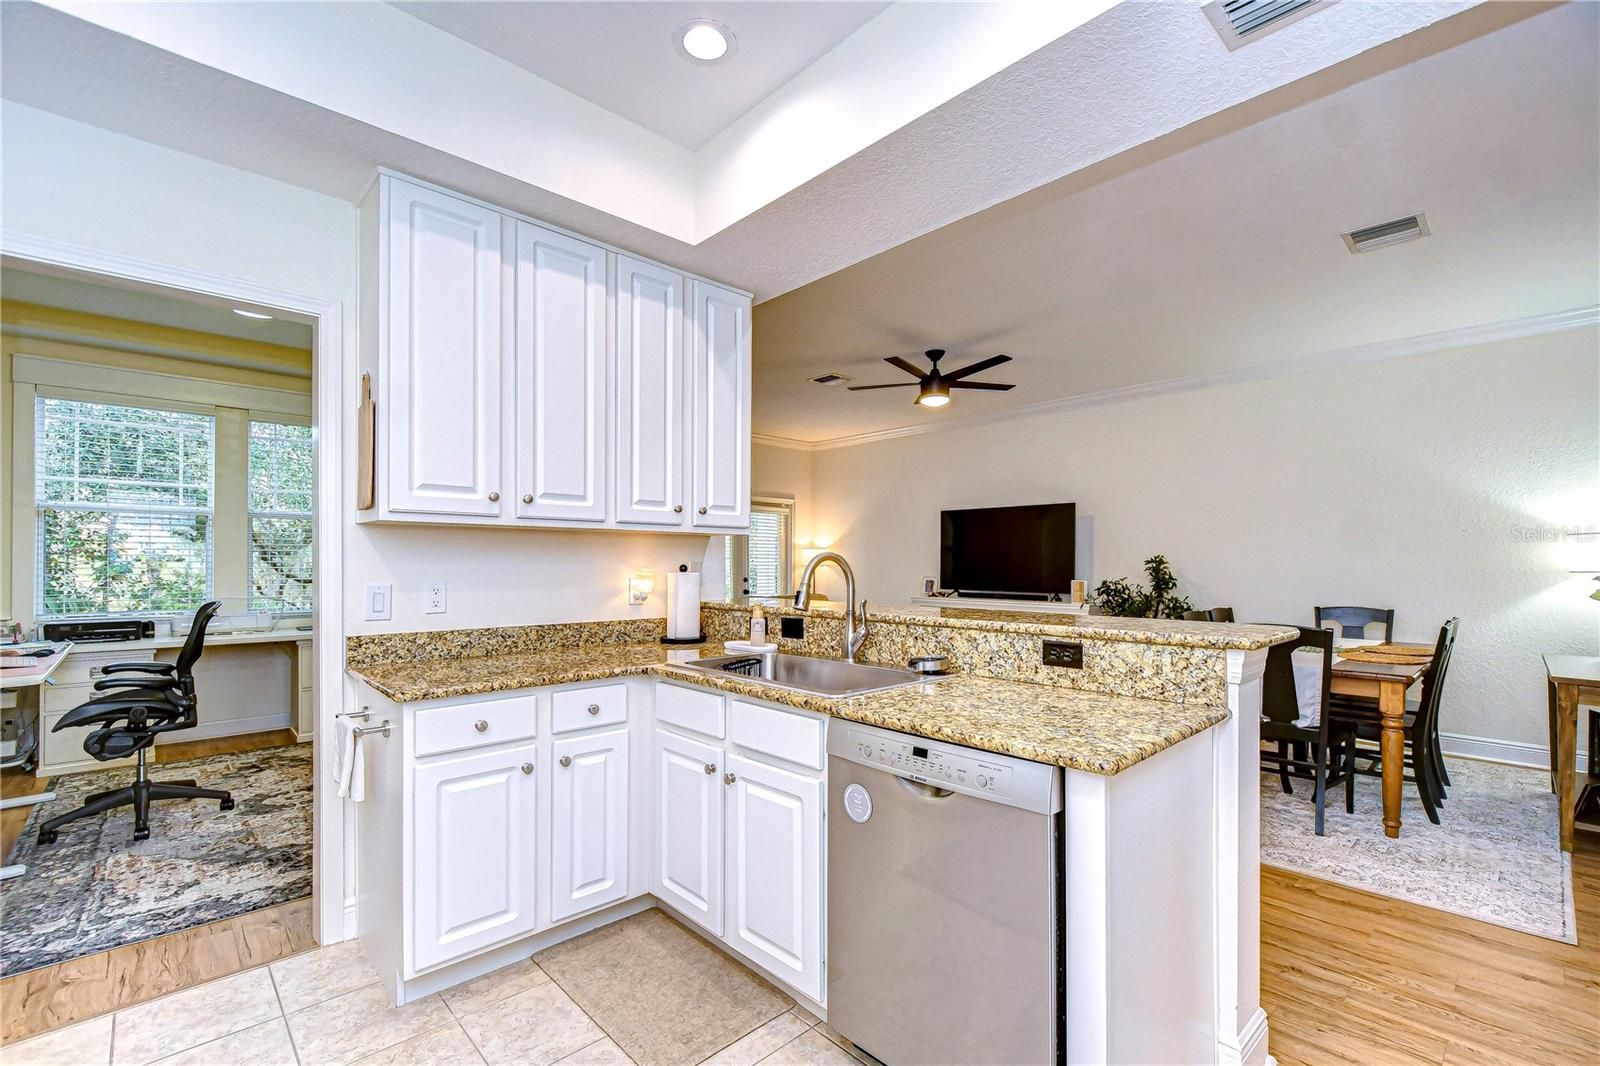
(750, 604), (767, 646)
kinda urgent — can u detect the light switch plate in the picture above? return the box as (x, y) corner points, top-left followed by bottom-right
(425, 581), (447, 615)
(364, 583), (392, 621)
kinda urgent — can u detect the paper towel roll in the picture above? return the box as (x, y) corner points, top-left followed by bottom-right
(666, 571), (702, 640)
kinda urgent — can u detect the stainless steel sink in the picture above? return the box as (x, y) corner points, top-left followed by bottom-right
(682, 653), (924, 697)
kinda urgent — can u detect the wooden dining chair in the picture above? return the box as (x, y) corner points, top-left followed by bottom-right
(1315, 605), (1395, 642)
(1332, 618), (1459, 825)
(1258, 625), (1356, 835)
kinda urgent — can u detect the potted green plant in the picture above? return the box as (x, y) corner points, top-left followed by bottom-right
(1089, 555), (1194, 619)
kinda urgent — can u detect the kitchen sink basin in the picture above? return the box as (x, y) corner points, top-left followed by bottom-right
(682, 653), (924, 698)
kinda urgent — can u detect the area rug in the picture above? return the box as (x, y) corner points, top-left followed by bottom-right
(535, 908), (793, 1064)
(0, 743), (311, 976)
(1261, 756), (1575, 943)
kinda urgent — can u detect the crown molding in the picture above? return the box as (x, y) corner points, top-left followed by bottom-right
(758, 306), (1600, 453)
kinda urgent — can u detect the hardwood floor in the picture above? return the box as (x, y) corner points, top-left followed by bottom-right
(1262, 834), (1600, 1065)
(0, 729), (310, 1043)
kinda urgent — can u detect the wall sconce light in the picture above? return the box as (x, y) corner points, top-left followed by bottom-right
(629, 569), (656, 606)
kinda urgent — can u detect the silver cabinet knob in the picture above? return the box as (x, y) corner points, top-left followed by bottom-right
(698, 507), (707, 515)
(522, 494), (534, 504)
(474, 720), (488, 732)
(724, 772), (737, 785)
(587, 703), (600, 716)
(559, 755), (572, 768)
(704, 763), (717, 775)
(673, 505), (683, 513)
(488, 491), (500, 502)
(521, 763), (534, 775)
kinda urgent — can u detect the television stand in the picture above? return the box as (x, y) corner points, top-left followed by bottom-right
(948, 589), (1052, 602)
(913, 594), (1088, 615)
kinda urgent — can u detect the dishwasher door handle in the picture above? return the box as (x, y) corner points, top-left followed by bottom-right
(894, 776), (956, 800)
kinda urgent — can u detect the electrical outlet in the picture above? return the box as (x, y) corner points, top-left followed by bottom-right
(1041, 640), (1084, 669)
(425, 581), (447, 615)
(364, 583), (392, 622)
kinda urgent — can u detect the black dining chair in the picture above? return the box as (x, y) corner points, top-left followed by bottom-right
(1259, 625), (1356, 835)
(1182, 608), (1235, 622)
(1315, 605), (1395, 642)
(37, 601), (234, 845)
(1182, 610), (1210, 621)
(1331, 618), (1458, 825)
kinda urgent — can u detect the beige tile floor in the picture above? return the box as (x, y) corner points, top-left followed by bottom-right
(2, 918), (863, 1066)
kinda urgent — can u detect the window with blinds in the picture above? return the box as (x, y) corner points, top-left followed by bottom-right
(35, 396), (214, 618)
(248, 420), (314, 613)
(725, 499), (794, 598)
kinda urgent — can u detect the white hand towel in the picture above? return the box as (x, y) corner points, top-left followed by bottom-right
(332, 715), (365, 801)
(1289, 652), (1325, 728)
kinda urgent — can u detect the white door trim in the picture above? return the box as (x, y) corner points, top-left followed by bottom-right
(1, 229), (349, 945)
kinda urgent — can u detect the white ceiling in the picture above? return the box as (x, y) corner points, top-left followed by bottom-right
(1, 267), (315, 349)
(390, 2), (891, 150)
(751, 2), (1600, 444)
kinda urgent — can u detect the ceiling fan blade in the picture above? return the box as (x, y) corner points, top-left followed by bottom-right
(883, 355), (927, 379)
(948, 380), (1015, 391)
(847, 382), (920, 391)
(941, 354), (1012, 382)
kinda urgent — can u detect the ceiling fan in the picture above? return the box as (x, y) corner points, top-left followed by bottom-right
(846, 349), (1015, 408)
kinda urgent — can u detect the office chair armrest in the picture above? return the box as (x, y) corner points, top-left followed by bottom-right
(103, 661), (177, 676)
(93, 675), (180, 693)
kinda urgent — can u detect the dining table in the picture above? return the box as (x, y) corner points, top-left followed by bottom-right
(1326, 639), (1434, 839)
(1543, 654), (1600, 852)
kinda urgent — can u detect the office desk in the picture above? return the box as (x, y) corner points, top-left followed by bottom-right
(24, 628), (315, 777)
(0, 642), (73, 691)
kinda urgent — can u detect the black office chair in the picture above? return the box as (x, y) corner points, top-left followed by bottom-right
(38, 601), (233, 845)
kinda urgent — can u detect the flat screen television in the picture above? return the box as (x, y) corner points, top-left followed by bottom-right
(939, 503), (1075, 597)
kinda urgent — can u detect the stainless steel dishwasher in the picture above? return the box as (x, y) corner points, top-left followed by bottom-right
(827, 721), (1063, 1066)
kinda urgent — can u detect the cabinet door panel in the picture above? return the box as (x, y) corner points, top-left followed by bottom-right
(725, 754), (823, 1001)
(689, 281), (750, 530)
(550, 728), (630, 921)
(514, 222), (607, 522)
(615, 256), (686, 526)
(384, 180), (503, 517)
(653, 730), (723, 935)
(411, 745), (537, 973)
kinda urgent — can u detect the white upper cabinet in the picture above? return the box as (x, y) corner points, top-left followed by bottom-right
(689, 280), (751, 531)
(381, 180), (503, 518)
(550, 728), (630, 922)
(615, 256), (687, 527)
(362, 173), (750, 533)
(513, 222), (608, 523)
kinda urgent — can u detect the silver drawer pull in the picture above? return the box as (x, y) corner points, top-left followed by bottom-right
(488, 491), (500, 502)
(673, 505), (684, 513)
(474, 720), (489, 733)
(521, 763), (534, 775)
(559, 755), (572, 768)
(587, 703), (600, 715)
(704, 763), (717, 775)
(698, 507), (707, 515)
(724, 772), (737, 785)
(523, 494), (534, 504)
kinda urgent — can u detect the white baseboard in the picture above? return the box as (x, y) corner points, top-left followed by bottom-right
(156, 712), (292, 744)
(1439, 731), (1590, 775)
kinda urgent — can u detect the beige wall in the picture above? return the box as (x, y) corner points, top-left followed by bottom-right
(804, 328), (1600, 754)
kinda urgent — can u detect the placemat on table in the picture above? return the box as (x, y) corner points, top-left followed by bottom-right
(1336, 643), (1432, 665)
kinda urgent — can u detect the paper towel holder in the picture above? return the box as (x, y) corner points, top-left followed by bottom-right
(660, 563), (708, 645)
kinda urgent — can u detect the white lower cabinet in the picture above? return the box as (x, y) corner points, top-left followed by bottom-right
(550, 728), (630, 922)
(724, 754), (824, 1002)
(654, 728), (725, 935)
(412, 743), (539, 973)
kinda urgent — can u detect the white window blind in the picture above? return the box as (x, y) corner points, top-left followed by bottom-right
(248, 420), (314, 613)
(746, 506), (790, 597)
(35, 396), (214, 618)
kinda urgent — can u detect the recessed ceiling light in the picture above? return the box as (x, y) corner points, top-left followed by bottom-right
(677, 19), (734, 63)
(232, 308), (274, 320)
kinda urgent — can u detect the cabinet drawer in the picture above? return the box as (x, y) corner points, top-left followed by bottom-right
(729, 700), (825, 771)
(551, 683), (627, 734)
(53, 649), (159, 687)
(43, 710), (135, 771)
(655, 683), (724, 739)
(414, 693), (537, 758)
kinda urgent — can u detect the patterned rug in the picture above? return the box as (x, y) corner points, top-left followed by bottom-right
(0, 743), (312, 976)
(1261, 756), (1575, 943)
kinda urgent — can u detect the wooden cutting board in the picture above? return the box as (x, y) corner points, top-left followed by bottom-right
(357, 371), (375, 510)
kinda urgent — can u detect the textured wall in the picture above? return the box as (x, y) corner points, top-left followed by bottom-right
(806, 328), (1600, 750)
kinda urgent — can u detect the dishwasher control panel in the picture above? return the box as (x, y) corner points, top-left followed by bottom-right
(833, 723), (1060, 814)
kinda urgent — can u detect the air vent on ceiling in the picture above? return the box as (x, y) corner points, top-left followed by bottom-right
(810, 373), (851, 386)
(1342, 213), (1430, 254)
(1203, 0), (1331, 50)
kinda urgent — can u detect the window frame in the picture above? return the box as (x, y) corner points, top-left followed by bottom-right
(245, 413), (315, 615)
(32, 387), (218, 620)
(727, 494), (796, 599)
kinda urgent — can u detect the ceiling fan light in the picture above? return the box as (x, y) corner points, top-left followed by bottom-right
(915, 383), (950, 408)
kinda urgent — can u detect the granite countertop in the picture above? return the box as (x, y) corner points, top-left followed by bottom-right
(347, 641), (1229, 776)
(704, 598), (1297, 651)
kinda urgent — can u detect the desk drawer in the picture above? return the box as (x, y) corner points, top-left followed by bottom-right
(43, 709), (136, 773)
(729, 699), (826, 771)
(551, 683), (627, 734)
(655, 683), (724, 739)
(53, 649), (159, 688)
(414, 693), (537, 758)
